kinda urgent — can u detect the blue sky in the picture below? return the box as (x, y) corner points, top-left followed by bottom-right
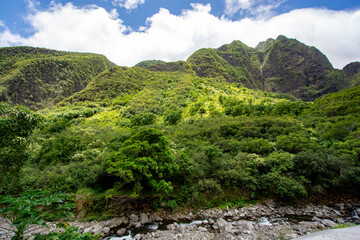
(1, 0), (360, 68)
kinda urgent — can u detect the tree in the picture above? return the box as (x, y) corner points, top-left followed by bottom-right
(105, 128), (178, 197)
(0, 103), (44, 192)
(164, 109), (182, 125)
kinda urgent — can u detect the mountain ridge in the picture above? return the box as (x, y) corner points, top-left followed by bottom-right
(1, 36), (360, 109)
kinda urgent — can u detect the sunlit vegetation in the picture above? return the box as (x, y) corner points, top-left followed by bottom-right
(1, 38), (360, 229)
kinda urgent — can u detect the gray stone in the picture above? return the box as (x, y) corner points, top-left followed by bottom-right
(167, 223), (176, 231)
(92, 226), (103, 235)
(135, 234), (142, 240)
(288, 233), (298, 239)
(336, 218), (345, 224)
(312, 216), (322, 223)
(135, 222), (142, 229)
(235, 220), (254, 231)
(198, 226), (207, 232)
(176, 225), (186, 234)
(83, 227), (92, 233)
(102, 227), (110, 234)
(208, 218), (214, 225)
(140, 213), (149, 225)
(320, 219), (337, 228)
(116, 228), (127, 236)
(130, 214), (139, 222)
(216, 218), (233, 233)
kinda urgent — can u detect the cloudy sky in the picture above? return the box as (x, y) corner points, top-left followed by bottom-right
(1, 0), (360, 69)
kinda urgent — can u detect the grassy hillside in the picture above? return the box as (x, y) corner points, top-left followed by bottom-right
(0, 46), (114, 109)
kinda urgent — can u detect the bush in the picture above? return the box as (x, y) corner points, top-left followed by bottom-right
(130, 112), (157, 126)
(164, 109), (182, 125)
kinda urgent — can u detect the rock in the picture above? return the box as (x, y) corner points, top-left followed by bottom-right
(116, 228), (127, 236)
(176, 225), (186, 234)
(92, 226), (103, 235)
(135, 222), (142, 229)
(135, 234), (142, 240)
(321, 219), (337, 228)
(102, 227), (110, 234)
(130, 214), (139, 222)
(236, 220), (254, 231)
(208, 218), (214, 225)
(109, 217), (122, 227)
(312, 216), (322, 223)
(288, 233), (298, 239)
(83, 227), (92, 234)
(140, 213), (149, 224)
(167, 223), (176, 231)
(198, 226), (208, 232)
(336, 218), (345, 224)
(216, 218), (233, 233)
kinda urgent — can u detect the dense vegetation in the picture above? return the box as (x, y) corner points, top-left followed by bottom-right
(1, 37), (360, 233)
(0, 47), (114, 110)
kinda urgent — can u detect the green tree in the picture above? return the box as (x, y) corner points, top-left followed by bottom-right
(105, 128), (178, 197)
(164, 109), (182, 125)
(0, 103), (44, 192)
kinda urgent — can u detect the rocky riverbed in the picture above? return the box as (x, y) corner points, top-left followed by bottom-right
(1, 200), (359, 240)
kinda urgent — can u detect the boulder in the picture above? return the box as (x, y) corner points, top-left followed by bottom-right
(92, 226), (103, 235)
(83, 227), (92, 234)
(167, 223), (176, 231)
(176, 224), (186, 234)
(216, 218), (233, 233)
(130, 214), (139, 222)
(116, 228), (127, 236)
(102, 227), (110, 234)
(235, 220), (254, 231)
(140, 213), (149, 224)
(321, 219), (337, 228)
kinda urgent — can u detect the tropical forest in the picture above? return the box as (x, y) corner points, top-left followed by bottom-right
(1, 35), (360, 240)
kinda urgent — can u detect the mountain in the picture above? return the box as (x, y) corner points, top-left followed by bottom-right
(1, 36), (359, 109)
(141, 35), (359, 101)
(0, 46), (114, 109)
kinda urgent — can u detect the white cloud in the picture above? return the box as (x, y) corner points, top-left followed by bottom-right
(112, 0), (145, 10)
(224, 0), (286, 17)
(0, 3), (360, 69)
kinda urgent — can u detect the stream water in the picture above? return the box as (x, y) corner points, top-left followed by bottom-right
(104, 215), (313, 240)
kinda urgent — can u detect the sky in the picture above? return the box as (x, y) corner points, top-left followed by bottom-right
(0, 1), (360, 69)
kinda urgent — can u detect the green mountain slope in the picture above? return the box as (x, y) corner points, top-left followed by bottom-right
(175, 35), (359, 101)
(0, 46), (114, 109)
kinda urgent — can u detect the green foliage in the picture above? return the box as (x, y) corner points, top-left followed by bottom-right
(164, 109), (182, 125)
(0, 103), (44, 192)
(0, 190), (74, 240)
(3, 39), (360, 212)
(0, 46), (114, 109)
(130, 112), (157, 126)
(34, 225), (100, 240)
(105, 128), (178, 197)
